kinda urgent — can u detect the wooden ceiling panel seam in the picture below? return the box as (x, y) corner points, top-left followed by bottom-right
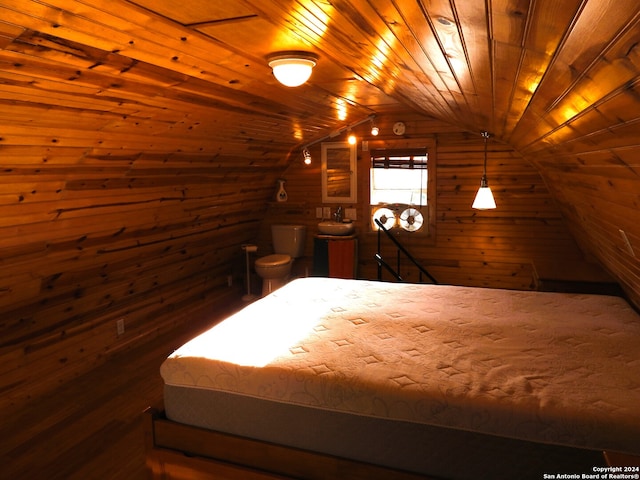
(451, 1), (493, 129)
(394, 1), (480, 124)
(543, 12), (640, 118)
(0, 0), (271, 96)
(127, 0), (258, 27)
(510, 2), (640, 146)
(492, 0), (534, 138)
(517, 77), (640, 154)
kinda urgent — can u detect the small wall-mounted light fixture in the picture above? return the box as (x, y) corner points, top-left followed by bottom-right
(347, 128), (357, 145)
(300, 114), (377, 165)
(370, 117), (379, 136)
(267, 51), (318, 87)
(303, 148), (312, 165)
(472, 131), (497, 210)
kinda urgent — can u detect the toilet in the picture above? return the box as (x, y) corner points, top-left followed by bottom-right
(255, 224), (307, 296)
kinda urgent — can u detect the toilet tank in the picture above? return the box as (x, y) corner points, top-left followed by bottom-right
(271, 224), (307, 258)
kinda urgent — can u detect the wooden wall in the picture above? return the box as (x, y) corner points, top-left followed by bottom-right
(0, 148), (284, 413)
(0, 106), (620, 415)
(259, 113), (612, 290)
(515, 105), (640, 310)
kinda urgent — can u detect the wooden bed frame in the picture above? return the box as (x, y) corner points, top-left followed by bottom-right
(143, 407), (636, 480)
(144, 279), (640, 479)
(144, 407), (431, 479)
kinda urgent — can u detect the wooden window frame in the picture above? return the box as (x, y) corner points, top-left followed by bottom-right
(367, 143), (436, 242)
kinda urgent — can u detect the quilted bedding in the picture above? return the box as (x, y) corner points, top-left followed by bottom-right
(160, 277), (640, 455)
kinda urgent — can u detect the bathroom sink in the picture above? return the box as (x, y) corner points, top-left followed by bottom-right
(317, 221), (355, 236)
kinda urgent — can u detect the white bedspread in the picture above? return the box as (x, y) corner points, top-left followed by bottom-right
(161, 278), (640, 454)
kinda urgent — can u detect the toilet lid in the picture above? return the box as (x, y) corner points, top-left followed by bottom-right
(255, 254), (291, 267)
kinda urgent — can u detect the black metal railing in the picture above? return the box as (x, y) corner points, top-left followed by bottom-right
(374, 218), (437, 284)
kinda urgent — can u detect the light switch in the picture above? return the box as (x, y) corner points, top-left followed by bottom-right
(316, 207), (323, 218)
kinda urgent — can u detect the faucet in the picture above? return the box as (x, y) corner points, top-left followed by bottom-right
(334, 206), (343, 222)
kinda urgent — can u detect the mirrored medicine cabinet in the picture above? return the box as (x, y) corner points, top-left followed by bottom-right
(321, 142), (357, 203)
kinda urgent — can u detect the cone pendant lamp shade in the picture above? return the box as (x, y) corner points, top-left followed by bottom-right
(472, 180), (496, 210)
(472, 132), (497, 210)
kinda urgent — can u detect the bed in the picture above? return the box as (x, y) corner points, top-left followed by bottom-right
(145, 277), (640, 479)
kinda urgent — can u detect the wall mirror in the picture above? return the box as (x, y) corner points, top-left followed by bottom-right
(321, 142), (357, 203)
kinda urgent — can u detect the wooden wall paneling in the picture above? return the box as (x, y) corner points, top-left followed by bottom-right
(536, 164), (640, 303)
(0, 261), (244, 412)
(262, 114), (605, 290)
(1, 209), (261, 317)
(0, 279), (242, 417)
(535, 152), (640, 181)
(549, 198), (640, 302)
(521, 84), (640, 301)
(0, 129), (277, 409)
(0, 145), (95, 164)
(0, 274), (41, 310)
(0, 167), (272, 242)
(1, 239), (233, 350)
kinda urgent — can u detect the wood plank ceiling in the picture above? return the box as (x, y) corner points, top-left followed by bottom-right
(4, 0), (636, 146)
(0, 0), (639, 302)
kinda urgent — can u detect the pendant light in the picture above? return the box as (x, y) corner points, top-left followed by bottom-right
(472, 131), (497, 210)
(267, 52), (318, 87)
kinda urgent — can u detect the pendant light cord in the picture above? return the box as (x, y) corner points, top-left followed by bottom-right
(481, 131), (489, 186)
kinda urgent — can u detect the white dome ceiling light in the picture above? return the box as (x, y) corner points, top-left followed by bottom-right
(267, 52), (318, 87)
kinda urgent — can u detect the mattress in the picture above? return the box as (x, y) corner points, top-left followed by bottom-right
(161, 278), (640, 467)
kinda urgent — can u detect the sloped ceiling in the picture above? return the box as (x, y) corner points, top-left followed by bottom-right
(1, 0), (639, 300)
(131, 0), (640, 146)
(1, 0), (638, 152)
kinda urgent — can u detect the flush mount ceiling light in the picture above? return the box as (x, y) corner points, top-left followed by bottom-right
(472, 131), (497, 210)
(267, 52), (318, 87)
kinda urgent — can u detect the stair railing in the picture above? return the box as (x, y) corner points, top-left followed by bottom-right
(374, 218), (437, 284)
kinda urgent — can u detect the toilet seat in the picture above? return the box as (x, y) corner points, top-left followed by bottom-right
(255, 254), (293, 296)
(254, 225), (306, 297)
(255, 254), (291, 268)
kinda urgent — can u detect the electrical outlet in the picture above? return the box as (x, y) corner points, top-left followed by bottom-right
(116, 318), (125, 336)
(227, 275), (233, 287)
(316, 207), (323, 218)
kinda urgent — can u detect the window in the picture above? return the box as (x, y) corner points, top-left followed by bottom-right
(370, 149), (429, 233)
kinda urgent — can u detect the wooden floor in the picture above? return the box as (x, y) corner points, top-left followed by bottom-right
(0, 298), (243, 480)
